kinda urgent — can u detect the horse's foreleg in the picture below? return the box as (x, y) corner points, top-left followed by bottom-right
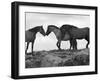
(56, 41), (59, 50)
(74, 40), (77, 50)
(56, 41), (61, 50)
(71, 39), (77, 50)
(59, 41), (61, 50)
(69, 40), (73, 50)
(70, 45), (72, 50)
(25, 42), (29, 54)
(31, 42), (33, 54)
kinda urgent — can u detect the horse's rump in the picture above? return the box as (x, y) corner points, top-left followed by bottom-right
(25, 31), (36, 42)
(70, 27), (89, 39)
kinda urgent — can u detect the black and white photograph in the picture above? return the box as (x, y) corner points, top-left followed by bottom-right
(25, 12), (90, 68)
(11, 1), (97, 79)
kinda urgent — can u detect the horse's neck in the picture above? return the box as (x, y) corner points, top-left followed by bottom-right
(52, 28), (71, 41)
(29, 27), (39, 34)
(52, 28), (61, 38)
(29, 30), (38, 36)
(52, 28), (60, 34)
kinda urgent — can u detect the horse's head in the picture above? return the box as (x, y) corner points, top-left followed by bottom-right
(46, 25), (58, 36)
(39, 26), (45, 36)
(46, 26), (52, 36)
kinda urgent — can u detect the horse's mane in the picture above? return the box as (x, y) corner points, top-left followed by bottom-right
(48, 25), (59, 29)
(60, 24), (78, 30)
(28, 26), (41, 32)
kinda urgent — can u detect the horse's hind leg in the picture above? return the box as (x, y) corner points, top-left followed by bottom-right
(86, 40), (89, 48)
(85, 37), (89, 48)
(25, 42), (29, 54)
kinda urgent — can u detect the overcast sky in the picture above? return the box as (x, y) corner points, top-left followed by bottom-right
(25, 12), (90, 52)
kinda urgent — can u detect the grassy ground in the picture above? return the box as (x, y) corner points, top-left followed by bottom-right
(25, 48), (89, 68)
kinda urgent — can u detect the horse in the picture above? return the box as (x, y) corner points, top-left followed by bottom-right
(25, 26), (45, 54)
(60, 24), (89, 49)
(60, 24), (78, 49)
(69, 27), (90, 48)
(45, 25), (75, 50)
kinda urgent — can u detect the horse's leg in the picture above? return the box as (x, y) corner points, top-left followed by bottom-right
(74, 39), (77, 50)
(59, 41), (61, 50)
(25, 42), (29, 54)
(31, 42), (33, 54)
(31, 40), (35, 54)
(86, 39), (89, 48)
(56, 41), (60, 50)
(71, 39), (77, 50)
(56, 41), (61, 50)
(69, 40), (73, 50)
(70, 46), (71, 50)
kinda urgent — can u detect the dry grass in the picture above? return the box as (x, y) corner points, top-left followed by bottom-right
(25, 48), (89, 68)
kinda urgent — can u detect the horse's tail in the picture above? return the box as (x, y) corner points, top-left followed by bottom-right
(86, 27), (89, 35)
(84, 27), (90, 42)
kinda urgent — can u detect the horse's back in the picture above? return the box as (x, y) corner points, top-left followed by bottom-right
(60, 24), (78, 30)
(60, 24), (77, 33)
(25, 31), (36, 42)
(79, 27), (89, 35)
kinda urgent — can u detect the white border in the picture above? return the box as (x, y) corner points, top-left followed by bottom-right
(19, 5), (95, 76)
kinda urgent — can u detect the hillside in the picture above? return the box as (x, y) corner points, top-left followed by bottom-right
(25, 48), (89, 68)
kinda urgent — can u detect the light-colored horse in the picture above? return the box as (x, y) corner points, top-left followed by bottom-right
(25, 26), (45, 54)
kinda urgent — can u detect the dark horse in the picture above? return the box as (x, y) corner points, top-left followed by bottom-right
(70, 27), (89, 48)
(46, 25), (75, 50)
(25, 26), (45, 54)
(60, 24), (90, 49)
(60, 24), (78, 49)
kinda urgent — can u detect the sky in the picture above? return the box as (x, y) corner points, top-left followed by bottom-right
(25, 12), (90, 52)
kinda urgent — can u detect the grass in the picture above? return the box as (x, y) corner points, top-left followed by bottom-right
(25, 48), (89, 68)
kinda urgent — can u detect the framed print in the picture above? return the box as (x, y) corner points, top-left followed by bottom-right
(11, 1), (98, 79)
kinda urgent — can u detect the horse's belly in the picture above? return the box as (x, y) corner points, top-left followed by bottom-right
(62, 34), (70, 41)
(73, 34), (86, 39)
